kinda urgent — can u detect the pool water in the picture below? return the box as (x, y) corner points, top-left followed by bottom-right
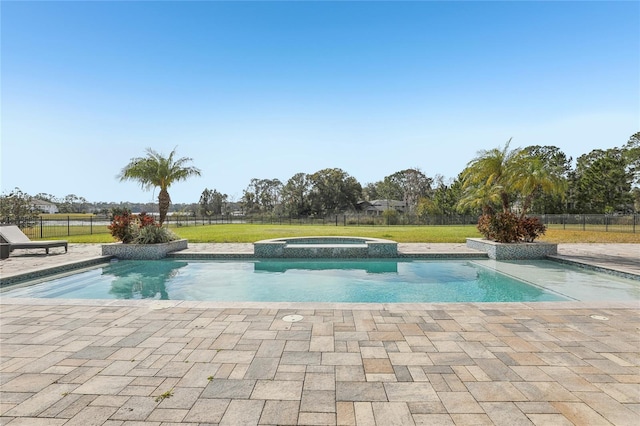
(1, 259), (572, 303)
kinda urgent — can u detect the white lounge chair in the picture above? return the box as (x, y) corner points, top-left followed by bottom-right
(0, 225), (68, 255)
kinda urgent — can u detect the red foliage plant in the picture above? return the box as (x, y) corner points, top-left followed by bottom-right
(518, 216), (546, 242)
(477, 212), (546, 243)
(108, 211), (135, 243)
(137, 212), (157, 228)
(108, 211), (159, 243)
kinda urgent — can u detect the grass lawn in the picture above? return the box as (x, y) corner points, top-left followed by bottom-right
(57, 224), (640, 244)
(39, 213), (97, 219)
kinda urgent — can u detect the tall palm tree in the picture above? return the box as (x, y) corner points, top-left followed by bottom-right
(119, 148), (201, 225)
(458, 139), (520, 214)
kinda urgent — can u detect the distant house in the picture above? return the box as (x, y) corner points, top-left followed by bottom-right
(359, 199), (406, 216)
(33, 199), (58, 214)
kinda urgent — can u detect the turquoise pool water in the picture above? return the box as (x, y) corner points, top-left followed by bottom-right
(2, 259), (570, 303)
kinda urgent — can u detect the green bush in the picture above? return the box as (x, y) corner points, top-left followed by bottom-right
(382, 209), (399, 225)
(133, 225), (179, 244)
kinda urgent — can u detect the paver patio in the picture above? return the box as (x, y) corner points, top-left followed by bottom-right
(1, 243), (639, 425)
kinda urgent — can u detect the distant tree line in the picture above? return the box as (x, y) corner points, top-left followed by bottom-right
(202, 133), (639, 218)
(2, 133), (638, 225)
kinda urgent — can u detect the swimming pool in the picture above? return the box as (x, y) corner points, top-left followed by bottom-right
(2, 257), (620, 303)
(4, 258), (637, 303)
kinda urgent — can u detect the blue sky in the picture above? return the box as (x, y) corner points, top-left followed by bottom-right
(2, 1), (638, 204)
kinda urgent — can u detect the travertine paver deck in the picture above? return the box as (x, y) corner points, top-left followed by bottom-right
(1, 243), (639, 425)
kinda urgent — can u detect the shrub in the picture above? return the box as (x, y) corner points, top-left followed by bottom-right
(477, 212), (546, 243)
(476, 214), (491, 238)
(137, 211), (156, 228)
(133, 225), (179, 244)
(108, 211), (178, 244)
(477, 212), (520, 243)
(108, 211), (136, 243)
(382, 209), (399, 225)
(518, 216), (546, 242)
(347, 216), (376, 225)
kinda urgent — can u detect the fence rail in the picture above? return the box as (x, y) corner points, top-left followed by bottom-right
(7, 213), (639, 240)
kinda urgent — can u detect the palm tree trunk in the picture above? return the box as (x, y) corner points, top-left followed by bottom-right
(501, 191), (510, 213)
(520, 195), (533, 218)
(158, 189), (171, 225)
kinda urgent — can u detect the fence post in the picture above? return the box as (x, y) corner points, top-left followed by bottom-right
(605, 215), (608, 232)
(90, 216), (93, 235)
(582, 215), (586, 231)
(634, 214), (637, 234)
(40, 217), (44, 238)
(68, 216), (71, 236)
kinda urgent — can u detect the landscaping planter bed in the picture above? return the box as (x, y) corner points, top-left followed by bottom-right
(466, 238), (557, 260)
(102, 239), (188, 260)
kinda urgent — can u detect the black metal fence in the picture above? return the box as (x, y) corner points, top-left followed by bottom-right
(18, 216), (112, 239)
(533, 214), (639, 233)
(10, 213), (640, 240)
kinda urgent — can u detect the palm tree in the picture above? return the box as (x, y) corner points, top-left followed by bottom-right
(458, 138), (520, 214)
(458, 139), (566, 217)
(509, 152), (567, 217)
(456, 180), (503, 215)
(119, 148), (201, 225)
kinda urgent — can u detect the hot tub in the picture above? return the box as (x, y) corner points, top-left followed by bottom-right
(253, 236), (398, 258)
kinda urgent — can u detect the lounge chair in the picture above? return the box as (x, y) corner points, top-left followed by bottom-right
(0, 225), (68, 255)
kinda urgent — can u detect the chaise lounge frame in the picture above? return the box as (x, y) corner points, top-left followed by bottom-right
(0, 225), (68, 255)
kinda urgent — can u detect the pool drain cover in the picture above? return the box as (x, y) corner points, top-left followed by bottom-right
(590, 314), (609, 321)
(149, 301), (174, 310)
(282, 315), (304, 322)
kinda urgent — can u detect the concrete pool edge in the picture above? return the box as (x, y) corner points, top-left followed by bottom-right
(0, 255), (113, 287)
(547, 254), (640, 281)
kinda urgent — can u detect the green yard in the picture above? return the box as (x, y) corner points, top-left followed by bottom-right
(49, 224), (640, 244)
